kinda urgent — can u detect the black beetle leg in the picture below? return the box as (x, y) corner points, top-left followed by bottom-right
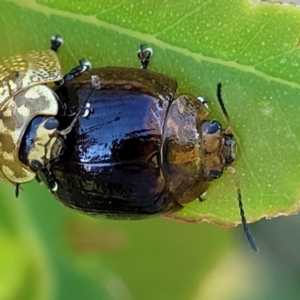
(15, 183), (20, 198)
(137, 44), (153, 69)
(51, 35), (64, 52)
(63, 59), (92, 83)
(54, 60), (92, 86)
(60, 84), (96, 135)
(39, 168), (58, 192)
(51, 35), (91, 85)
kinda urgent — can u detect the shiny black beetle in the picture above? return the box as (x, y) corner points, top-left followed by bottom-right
(30, 43), (257, 251)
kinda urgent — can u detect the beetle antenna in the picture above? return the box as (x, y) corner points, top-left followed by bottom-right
(227, 166), (258, 252)
(217, 83), (257, 251)
(217, 83), (232, 132)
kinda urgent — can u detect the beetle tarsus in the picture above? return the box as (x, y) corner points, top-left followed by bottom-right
(54, 60), (92, 86)
(82, 103), (93, 118)
(137, 44), (153, 69)
(63, 60), (92, 83)
(60, 87), (95, 135)
(15, 184), (20, 198)
(51, 35), (63, 52)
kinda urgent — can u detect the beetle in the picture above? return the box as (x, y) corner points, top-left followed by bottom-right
(31, 44), (257, 251)
(0, 36), (91, 194)
(0, 38), (256, 251)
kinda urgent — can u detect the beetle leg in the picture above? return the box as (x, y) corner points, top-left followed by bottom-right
(82, 102), (94, 118)
(15, 183), (20, 198)
(61, 75), (97, 119)
(197, 96), (209, 111)
(39, 168), (58, 192)
(55, 60), (92, 86)
(63, 60), (92, 83)
(50, 35), (64, 52)
(60, 87), (95, 135)
(137, 44), (153, 69)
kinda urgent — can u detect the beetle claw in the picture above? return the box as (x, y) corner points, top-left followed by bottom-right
(137, 44), (153, 69)
(50, 182), (58, 192)
(82, 103), (93, 118)
(51, 35), (63, 52)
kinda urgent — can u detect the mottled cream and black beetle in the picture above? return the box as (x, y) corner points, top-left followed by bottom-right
(0, 36), (90, 187)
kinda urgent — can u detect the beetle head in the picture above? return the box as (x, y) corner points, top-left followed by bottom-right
(201, 119), (236, 180)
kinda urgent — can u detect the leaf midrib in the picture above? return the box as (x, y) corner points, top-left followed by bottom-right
(5, 0), (300, 89)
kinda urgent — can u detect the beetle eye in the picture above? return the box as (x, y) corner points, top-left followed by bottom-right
(207, 120), (221, 134)
(44, 118), (59, 130)
(209, 170), (223, 180)
(30, 160), (43, 172)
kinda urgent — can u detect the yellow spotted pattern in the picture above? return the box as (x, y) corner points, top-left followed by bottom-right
(0, 50), (62, 184)
(0, 50), (62, 106)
